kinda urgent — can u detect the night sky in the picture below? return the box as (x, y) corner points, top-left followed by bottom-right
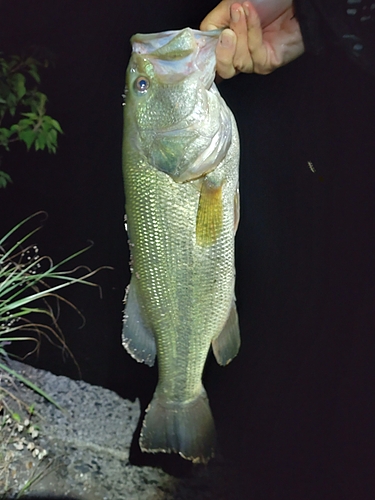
(1, 1), (375, 498)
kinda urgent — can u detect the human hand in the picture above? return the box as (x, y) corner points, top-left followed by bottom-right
(200, 1), (305, 78)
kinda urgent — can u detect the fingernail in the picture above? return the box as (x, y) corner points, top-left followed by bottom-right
(220, 31), (233, 48)
(231, 7), (240, 23)
(243, 3), (250, 17)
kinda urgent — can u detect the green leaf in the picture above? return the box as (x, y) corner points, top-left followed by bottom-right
(0, 54), (62, 160)
(0, 170), (12, 188)
(41, 120), (51, 132)
(28, 64), (41, 83)
(50, 118), (63, 133)
(21, 112), (38, 120)
(18, 118), (35, 128)
(0, 127), (10, 138)
(35, 133), (47, 150)
(19, 129), (36, 150)
(6, 92), (17, 116)
(48, 128), (57, 143)
(35, 92), (47, 114)
(11, 73), (26, 100)
(44, 128), (58, 153)
(0, 129), (10, 148)
(12, 412), (21, 422)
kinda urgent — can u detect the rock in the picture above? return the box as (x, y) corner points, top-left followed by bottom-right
(0, 361), (238, 499)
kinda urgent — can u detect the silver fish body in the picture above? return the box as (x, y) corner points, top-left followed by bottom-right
(122, 28), (240, 463)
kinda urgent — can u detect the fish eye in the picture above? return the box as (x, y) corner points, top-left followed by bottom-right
(134, 76), (150, 93)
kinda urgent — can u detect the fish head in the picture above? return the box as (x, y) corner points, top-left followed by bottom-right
(124, 28), (232, 182)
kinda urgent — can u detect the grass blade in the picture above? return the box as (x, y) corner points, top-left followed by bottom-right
(0, 361), (64, 411)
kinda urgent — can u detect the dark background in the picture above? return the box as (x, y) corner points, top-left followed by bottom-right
(1, 1), (375, 498)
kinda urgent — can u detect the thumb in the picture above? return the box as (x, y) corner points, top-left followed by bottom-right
(200, 21), (221, 31)
(200, 1), (232, 31)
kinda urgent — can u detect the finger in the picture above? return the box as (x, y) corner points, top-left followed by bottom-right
(243, 1), (269, 72)
(243, 2), (264, 53)
(216, 29), (238, 79)
(230, 3), (254, 73)
(200, 1), (231, 31)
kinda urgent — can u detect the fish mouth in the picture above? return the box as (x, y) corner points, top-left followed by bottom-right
(131, 28), (221, 89)
(128, 28), (231, 182)
(130, 28), (222, 51)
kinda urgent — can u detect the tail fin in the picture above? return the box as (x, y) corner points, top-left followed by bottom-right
(139, 388), (216, 464)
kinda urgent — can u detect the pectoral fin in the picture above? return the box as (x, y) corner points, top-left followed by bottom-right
(122, 280), (156, 367)
(212, 302), (240, 366)
(196, 177), (224, 247)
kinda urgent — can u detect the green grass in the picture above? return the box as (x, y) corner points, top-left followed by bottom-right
(0, 211), (110, 407)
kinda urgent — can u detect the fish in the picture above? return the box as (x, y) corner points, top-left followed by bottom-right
(122, 27), (240, 464)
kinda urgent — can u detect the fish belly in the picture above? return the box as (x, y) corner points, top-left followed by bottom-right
(123, 116), (239, 462)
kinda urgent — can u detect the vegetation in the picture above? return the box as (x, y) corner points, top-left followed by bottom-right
(0, 49), (110, 497)
(0, 53), (62, 187)
(0, 212), (107, 398)
(1, 377), (54, 498)
(0, 212), (110, 496)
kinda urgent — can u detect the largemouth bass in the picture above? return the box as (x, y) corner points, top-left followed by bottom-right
(122, 28), (240, 463)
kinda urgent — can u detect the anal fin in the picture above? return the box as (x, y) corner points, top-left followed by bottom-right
(122, 280), (156, 367)
(212, 302), (240, 366)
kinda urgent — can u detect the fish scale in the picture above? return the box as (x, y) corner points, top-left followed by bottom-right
(122, 28), (240, 462)
(125, 155), (235, 395)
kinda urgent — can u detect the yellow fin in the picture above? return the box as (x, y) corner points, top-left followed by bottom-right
(196, 178), (223, 247)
